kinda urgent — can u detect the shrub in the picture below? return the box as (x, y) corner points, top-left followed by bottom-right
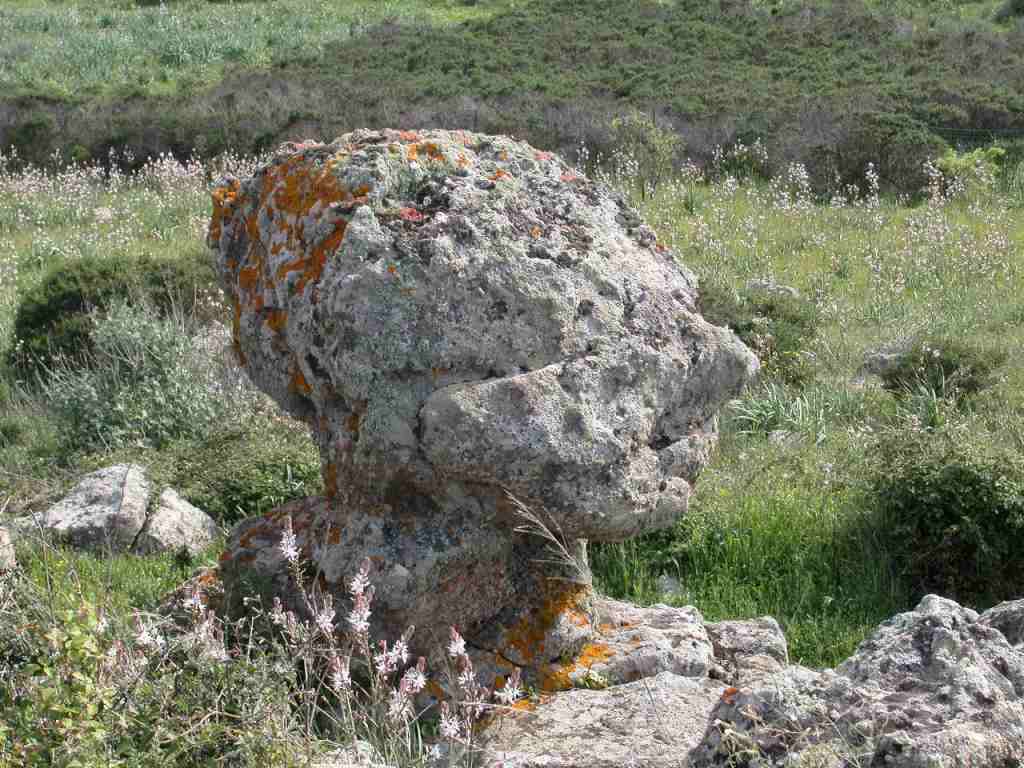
(868, 425), (1024, 605)
(153, 419), (323, 525)
(995, 0), (1024, 22)
(932, 146), (1005, 200)
(698, 279), (819, 386)
(879, 337), (1006, 402)
(607, 108), (683, 200)
(10, 249), (219, 377)
(44, 302), (228, 454)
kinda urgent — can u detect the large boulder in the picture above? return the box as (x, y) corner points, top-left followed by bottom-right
(211, 129), (756, 671)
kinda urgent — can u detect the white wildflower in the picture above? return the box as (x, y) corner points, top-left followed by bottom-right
(279, 515), (299, 564)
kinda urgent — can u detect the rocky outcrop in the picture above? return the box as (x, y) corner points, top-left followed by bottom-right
(12, 465), (217, 556)
(689, 595), (1024, 768)
(210, 129), (757, 670)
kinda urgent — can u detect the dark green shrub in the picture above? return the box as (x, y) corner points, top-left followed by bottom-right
(995, 0), (1024, 22)
(698, 279), (819, 387)
(879, 338), (1006, 401)
(154, 420), (322, 525)
(869, 426), (1024, 605)
(11, 249), (218, 377)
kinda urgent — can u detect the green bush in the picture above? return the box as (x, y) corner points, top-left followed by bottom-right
(153, 419), (322, 525)
(995, 0), (1024, 22)
(698, 279), (819, 386)
(607, 108), (683, 199)
(879, 337), (1007, 401)
(868, 425), (1024, 605)
(44, 302), (227, 454)
(10, 249), (219, 377)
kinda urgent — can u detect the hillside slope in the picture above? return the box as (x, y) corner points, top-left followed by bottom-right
(2, 0), (1023, 188)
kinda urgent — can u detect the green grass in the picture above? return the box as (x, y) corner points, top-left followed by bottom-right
(2, 0), (1024, 187)
(2, 140), (1023, 672)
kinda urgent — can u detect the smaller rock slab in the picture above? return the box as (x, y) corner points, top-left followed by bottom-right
(134, 489), (218, 557)
(43, 465), (150, 551)
(479, 671), (727, 768)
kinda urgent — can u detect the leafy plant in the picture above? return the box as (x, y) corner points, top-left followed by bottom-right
(607, 108), (682, 200)
(868, 424), (1024, 605)
(44, 301), (228, 454)
(698, 279), (819, 386)
(878, 338), (1006, 403)
(10, 250), (218, 378)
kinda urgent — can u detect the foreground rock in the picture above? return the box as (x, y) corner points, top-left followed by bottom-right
(13, 465), (217, 556)
(689, 595), (1024, 767)
(211, 129), (757, 666)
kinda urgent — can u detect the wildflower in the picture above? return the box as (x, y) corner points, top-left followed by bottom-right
(348, 592), (371, 635)
(270, 596), (288, 627)
(315, 594), (336, 635)
(134, 612), (165, 651)
(399, 657), (427, 697)
(448, 627), (466, 658)
(329, 654), (351, 693)
(350, 558), (372, 597)
(495, 668), (523, 706)
(439, 702), (463, 740)
(279, 516), (299, 564)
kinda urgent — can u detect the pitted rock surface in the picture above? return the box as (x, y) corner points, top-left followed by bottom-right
(210, 129), (756, 664)
(209, 128), (756, 540)
(691, 595), (1024, 767)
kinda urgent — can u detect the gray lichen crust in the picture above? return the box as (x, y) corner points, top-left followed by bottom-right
(209, 128), (756, 541)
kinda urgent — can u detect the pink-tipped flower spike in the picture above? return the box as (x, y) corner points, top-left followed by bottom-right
(329, 653), (351, 693)
(495, 667), (523, 706)
(439, 701), (463, 741)
(279, 515), (299, 564)
(314, 594), (336, 636)
(448, 627), (466, 659)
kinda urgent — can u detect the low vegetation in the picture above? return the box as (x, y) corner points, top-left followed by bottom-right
(3, 0), (1024, 190)
(1, 127), (1023, 763)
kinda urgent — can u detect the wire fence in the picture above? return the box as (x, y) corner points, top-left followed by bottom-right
(931, 125), (1024, 149)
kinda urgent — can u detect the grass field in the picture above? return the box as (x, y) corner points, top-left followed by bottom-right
(3, 0), (1024, 189)
(2, 103), (1024, 764)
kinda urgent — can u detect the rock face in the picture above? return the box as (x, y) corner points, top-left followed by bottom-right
(690, 595), (1024, 768)
(19, 465), (217, 556)
(210, 129), (757, 669)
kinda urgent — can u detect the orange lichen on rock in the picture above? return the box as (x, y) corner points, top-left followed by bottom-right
(324, 461), (339, 499)
(266, 309), (288, 334)
(538, 641), (615, 692)
(209, 178), (241, 243)
(289, 364), (312, 395)
(501, 581), (591, 667)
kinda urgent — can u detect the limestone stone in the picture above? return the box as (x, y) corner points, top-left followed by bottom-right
(479, 671), (727, 768)
(704, 615), (788, 684)
(691, 595), (1024, 767)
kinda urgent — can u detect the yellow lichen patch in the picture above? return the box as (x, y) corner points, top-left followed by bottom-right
(231, 300), (247, 367)
(324, 461), (339, 499)
(420, 142), (445, 162)
(289, 365), (312, 395)
(491, 169), (509, 182)
(328, 528), (341, 545)
(500, 581), (591, 667)
(538, 642), (615, 692)
(266, 309), (288, 334)
(407, 144), (419, 162)
(209, 178), (241, 243)
(345, 412), (362, 439)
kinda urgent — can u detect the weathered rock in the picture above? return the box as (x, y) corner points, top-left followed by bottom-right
(691, 595), (1024, 767)
(211, 129), (757, 663)
(42, 465), (150, 551)
(133, 489), (219, 557)
(479, 671), (727, 768)
(980, 599), (1024, 648)
(744, 278), (800, 300)
(704, 616), (788, 684)
(0, 527), (15, 570)
(38, 465), (217, 556)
